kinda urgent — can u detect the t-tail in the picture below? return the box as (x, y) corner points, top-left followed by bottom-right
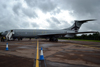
(64, 19), (95, 32)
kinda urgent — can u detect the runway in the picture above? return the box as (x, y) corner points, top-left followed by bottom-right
(0, 39), (100, 67)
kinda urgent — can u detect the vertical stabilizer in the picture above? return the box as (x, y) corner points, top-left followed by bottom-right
(64, 19), (95, 32)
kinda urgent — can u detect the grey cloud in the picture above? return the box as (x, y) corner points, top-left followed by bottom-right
(83, 21), (100, 31)
(31, 22), (39, 27)
(56, 0), (100, 31)
(38, 0), (56, 13)
(0, 3), (20, 31)
(51, 17), (60, 24)
(0, 16), (20, 31)
(46, 19), (51, 23)
(13, 3), (22, 15)
(0, 0), (39, 32)
(20, 22), (29, 28)
(25, 0), (57, 13)
(55, 0), (100, 19)
(24, 0), (37, 7)
(46, 19), (70, 29)
(61, 21), (70, 28)
(69, 0), (100, 19)
(46, 19), (58, 29)
(50, 8), (61, 15)
(22, 8), (38, 18)
(0, 0), (100, 32)
(2, 4), (6, 8)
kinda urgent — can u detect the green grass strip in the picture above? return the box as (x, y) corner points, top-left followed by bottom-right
(59, 39), (100, 42)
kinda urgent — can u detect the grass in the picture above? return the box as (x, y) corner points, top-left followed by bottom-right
(59, 39), (100, 42)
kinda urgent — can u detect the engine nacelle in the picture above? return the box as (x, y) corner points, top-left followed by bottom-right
(64, 34), (75, 38)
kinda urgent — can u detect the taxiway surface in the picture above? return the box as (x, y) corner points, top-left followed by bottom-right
(0, 39), (100, 67)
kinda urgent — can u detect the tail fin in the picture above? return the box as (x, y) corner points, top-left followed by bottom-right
(64, 19), (95, 32)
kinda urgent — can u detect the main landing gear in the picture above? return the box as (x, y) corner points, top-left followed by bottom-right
(49, 37), (58, 42)
(18, 37), (23, 41)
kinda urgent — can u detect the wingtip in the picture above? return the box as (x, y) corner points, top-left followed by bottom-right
(87, 19), (96, 21)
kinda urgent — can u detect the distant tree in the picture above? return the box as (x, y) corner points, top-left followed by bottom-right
(0, 32), (1, 36)
(81, 34), (87, 39)
(59, 32), (100, 40)
(92, 32), (100, 40)
(73, 32), (100, 40)
(88, 34), (92, 40)
(0, 32), (3, 37)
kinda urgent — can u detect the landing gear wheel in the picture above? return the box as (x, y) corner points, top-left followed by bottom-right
(20, 38), (23, 40)
(1, 37), (3, 42)
(18, 37), (20, 41)
(55, 38), (58, 42)
(49, 37), (58, 42)
(49, 38), (52, 41)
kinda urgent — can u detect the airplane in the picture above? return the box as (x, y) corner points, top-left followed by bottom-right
(1, 19), (97, 42)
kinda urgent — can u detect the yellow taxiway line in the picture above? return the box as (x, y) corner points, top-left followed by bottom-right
(36, 39), (39, 67)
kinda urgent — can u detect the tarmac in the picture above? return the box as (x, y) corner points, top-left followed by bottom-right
(0, 39), (100, 67)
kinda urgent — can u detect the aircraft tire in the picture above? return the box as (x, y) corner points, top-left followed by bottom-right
(1, 37), (3, 42)
(49, 38), (53, 41)
(13, 37), (16, 41)
(20, 38), (23, 40)
(49, 37), (58, 42)
(54, 38), (58, 42)
(18, 37), (20, 41)
(55, 38), (58, 42)
(49, 38), (51, 41)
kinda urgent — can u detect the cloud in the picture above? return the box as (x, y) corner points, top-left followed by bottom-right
(20, 22), (29, 28)
(0, 0), (100, 32)
(2, 4), (6, 8)
(24, 0), (37, 7)
(46, 17), (68, 29)
(68, 0), (100, 19)
(50, 7), (61, 15)
(13, 2), (22, 15)
(56, 0), (100, 31)
(0, 15), (20, 31)
(31, 22), (39, 28)
(51, 17), (60, 24)
(22, 8), (38, 18)
(46, 19), (59, 29)
(25, 0), (57, 13)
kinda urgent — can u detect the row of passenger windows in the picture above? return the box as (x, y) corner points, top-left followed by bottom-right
(17, 31), (56, 34)
(33, 31), (47, 34)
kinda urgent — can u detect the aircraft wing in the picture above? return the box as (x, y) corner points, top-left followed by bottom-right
(38, 33), (66, 36)
(70, 31), (98, 34)
(38, 33), (66, 37)
(75, 19), (96, 22)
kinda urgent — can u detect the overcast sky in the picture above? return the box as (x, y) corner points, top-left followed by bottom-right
(0, 0), (100, 32)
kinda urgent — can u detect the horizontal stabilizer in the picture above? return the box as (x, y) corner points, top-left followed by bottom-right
(75, 19), (96, 22)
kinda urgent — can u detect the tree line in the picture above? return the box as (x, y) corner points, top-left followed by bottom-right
(74, 32), (100, 40)
(0, 32), (2, 37)
(61, 32), (100, 40)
